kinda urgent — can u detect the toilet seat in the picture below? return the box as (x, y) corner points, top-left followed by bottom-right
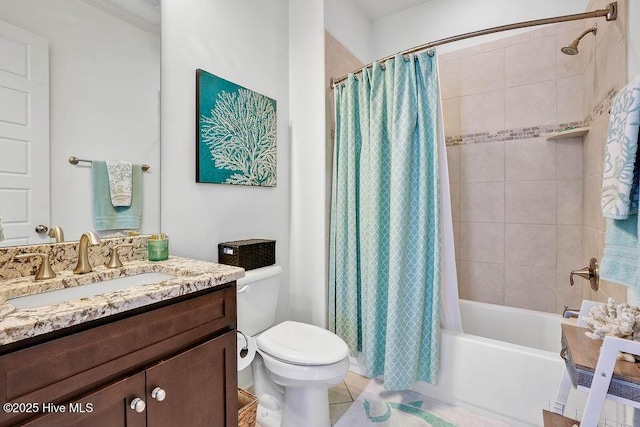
(257, 321), (349, 366)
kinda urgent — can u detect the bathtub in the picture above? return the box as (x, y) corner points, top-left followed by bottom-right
(349, 299), (620, 426)
(419, 299), (570, 425)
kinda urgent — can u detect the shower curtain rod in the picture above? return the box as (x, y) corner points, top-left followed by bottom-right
(330, 2), (618, 88)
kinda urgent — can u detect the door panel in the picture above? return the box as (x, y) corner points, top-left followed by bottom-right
(146, 332), (238, 427)
(0, 18), (49, 246)
(21, 372), (146, 427)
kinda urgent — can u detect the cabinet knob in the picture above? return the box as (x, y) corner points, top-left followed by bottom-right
(151, 387), (167, 401)
(130, 397), (146, 413)
(35, 224), (49, 234)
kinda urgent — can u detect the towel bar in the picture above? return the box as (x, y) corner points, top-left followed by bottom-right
(69, 156), (150, 171)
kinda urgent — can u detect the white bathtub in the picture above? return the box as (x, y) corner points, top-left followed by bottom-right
(417, 300), (570, 425)
(349, 299), (620, 426)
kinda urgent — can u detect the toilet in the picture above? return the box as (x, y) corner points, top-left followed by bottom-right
(236, 265), (349, 427)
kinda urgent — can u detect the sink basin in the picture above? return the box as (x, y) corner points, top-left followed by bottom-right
(8, 272), (176, 309)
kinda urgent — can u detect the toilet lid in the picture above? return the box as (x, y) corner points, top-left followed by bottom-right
(257, 321), (349, 366)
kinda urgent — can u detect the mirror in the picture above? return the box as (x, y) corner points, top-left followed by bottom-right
(0, 0), (160, 246)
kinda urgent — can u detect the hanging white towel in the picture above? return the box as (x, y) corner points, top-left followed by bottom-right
(601, 73), (640, 219)
(93, 162), (142, 231)
(105, 160), (133, 207)
(600, 74), (640, 289)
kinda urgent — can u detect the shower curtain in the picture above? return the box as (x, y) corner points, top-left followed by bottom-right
(329, 51), (461, 391)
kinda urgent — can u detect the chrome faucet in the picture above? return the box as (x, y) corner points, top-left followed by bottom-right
(74, 231), (101, 274)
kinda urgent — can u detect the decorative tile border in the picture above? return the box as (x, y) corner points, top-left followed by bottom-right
(445, 86), (619, 146)
(445, 122), (583, 146)
(584, 86), (619, 127)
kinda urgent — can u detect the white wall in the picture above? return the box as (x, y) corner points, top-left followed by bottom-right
(161, 0), (291, 322)
(629, 0), (640, 81)
(289, 0), (327, 326)
(324, 0), (372, 63)
(0, 0), (160, 241)
(371, 0), (590, 58)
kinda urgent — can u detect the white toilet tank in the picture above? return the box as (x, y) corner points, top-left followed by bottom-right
(237, 265), (282, 336)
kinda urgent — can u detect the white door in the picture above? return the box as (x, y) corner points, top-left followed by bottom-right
(0, 19), (49, 247)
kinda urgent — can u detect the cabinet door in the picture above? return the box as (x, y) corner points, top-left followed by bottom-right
(22, 372), (146, 427)
(145, 331), (238, 427)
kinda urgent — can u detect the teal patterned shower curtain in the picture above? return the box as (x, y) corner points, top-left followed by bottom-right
(329, 51), (441, 391)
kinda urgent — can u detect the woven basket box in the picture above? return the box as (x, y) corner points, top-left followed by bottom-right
(218, 239), (275, 271)
(238, 388), (258, 427)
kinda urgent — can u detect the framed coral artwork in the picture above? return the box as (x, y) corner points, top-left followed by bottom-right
(196, 69), (277, 186)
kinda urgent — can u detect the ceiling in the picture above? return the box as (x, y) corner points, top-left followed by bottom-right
(81, 0), (160, 34)
(345, 0), (432, 20)
(83, 0), (423, 33)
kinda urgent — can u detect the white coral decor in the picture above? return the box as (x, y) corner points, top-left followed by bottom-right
(582, 298), (640, 362)
(200, 88), (277, 186)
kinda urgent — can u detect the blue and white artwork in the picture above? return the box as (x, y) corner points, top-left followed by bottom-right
(196, 69), (277, 186)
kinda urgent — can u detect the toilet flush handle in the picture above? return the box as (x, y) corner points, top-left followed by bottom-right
(238, 285), (250, 293)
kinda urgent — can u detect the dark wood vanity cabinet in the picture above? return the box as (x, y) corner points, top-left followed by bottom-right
(0, 284), (238, 427)
(22, 372), (147, 427)
(145, 332), (235, 427)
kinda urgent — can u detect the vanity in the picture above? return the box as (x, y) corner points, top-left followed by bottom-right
(0, 237), (244, 426)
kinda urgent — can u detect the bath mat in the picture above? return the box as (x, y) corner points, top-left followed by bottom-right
(334, 378), (509, 427)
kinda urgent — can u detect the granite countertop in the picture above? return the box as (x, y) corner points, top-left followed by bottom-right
(0, 256), (244, 346)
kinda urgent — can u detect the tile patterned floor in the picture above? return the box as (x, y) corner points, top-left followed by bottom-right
(254, 371), (370, 427)
(329, 372), (371, 425)
(258, 372), (510, 426)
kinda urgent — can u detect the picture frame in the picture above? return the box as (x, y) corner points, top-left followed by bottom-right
(196, 69), (277, 186)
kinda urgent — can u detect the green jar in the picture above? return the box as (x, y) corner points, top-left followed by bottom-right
(148, 234), (169, 261)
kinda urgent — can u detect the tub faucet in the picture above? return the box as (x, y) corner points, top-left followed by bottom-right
(74, 231), (101, 274)
(570, 258), (599, 291)
(562, 306), (580, 319)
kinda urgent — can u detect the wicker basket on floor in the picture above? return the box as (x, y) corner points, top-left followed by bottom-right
(238, 388), (258, 427)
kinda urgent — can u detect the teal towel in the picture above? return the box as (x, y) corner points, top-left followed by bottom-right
(92, 161), (142, 231)
(600, 216), (639, 289)
(600, 74), (640, 290)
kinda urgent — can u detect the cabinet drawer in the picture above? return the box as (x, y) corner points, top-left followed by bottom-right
(0, 285), (236, 413)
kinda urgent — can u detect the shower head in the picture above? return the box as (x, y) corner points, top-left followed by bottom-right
(561, 24), (597, 55)
(561, 40), (580, 55)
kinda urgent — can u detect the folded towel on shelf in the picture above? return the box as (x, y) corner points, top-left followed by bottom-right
(601, 73), (640, 220)
(92, 161), (142, 231)
(106, 160), (133, 207)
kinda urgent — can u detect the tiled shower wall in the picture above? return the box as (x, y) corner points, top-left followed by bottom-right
(580, 0), (628, 305)
(439, 22), (586, 313)
(325, 0), (629, 314)
(443, 0), (628, 313)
